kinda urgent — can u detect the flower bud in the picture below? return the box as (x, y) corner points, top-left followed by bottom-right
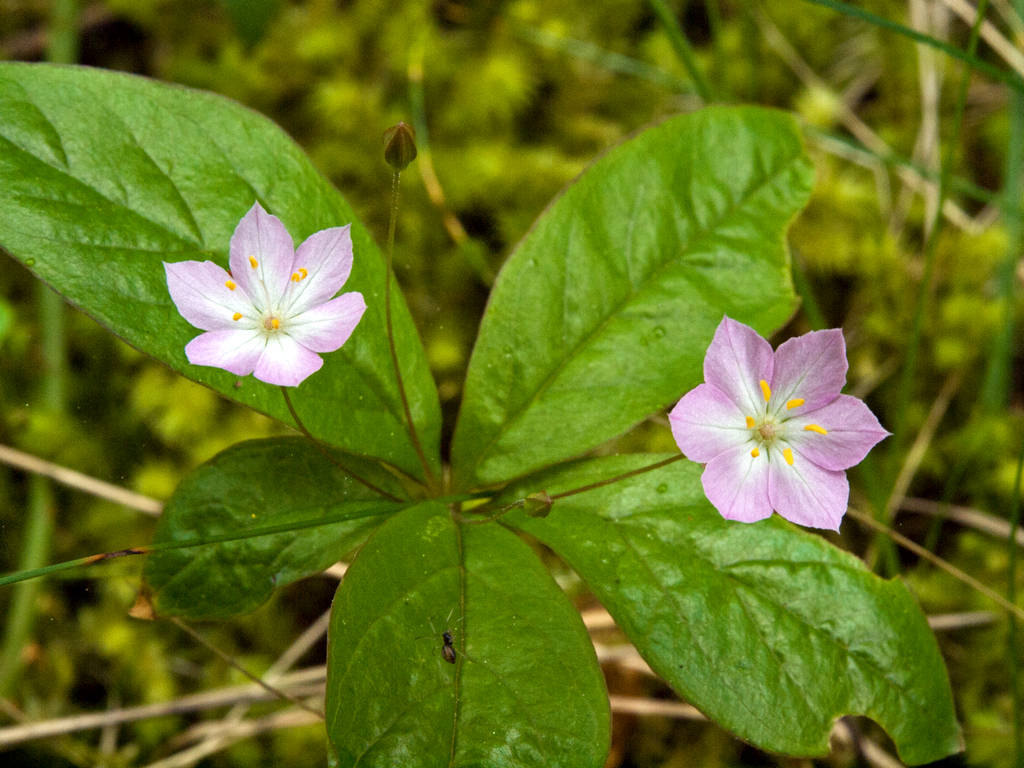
(522, 490), (553, 518)
(383, 122), (417, 171)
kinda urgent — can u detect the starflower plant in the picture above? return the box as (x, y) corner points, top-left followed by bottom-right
(670, 316), (889, 530)
(0, 62), (961, 768)
(164, 202), (366, 387)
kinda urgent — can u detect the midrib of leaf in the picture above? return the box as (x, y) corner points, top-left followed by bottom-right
(464, 144), (805, 483)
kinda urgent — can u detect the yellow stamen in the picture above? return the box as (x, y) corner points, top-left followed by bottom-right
(786, 398), (804, 410)
(232, 312), (242, 321)
(783, 447), (794, 466)
(225, 279), (236, 291)
(759, 379), (771, 401)
(271, 317), (280, 330)
(750, 447), (760, 458)
(248, 255), (258, 269)
(803, 424), (828, 435)
(745, 416), (756, 428)
(290, 267), (308, 282)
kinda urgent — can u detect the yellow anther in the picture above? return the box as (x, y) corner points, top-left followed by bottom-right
(248, 255), (258, 269)
(750, 447), (760, 458)
(786, 398), (805, 410)
(745, 416), (756, 429)
(759, 379), (771, 401)
(291, 267), (308, 281)
(232, 312), (242, 321)
(783, 447), (794, 466)
(271, 317), (280, 330)
(803, 424), (828, 435)
(225, 279), (236, 291)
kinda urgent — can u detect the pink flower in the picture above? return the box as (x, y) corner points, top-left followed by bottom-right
(164, 202), (366, 387)
(669, 316), (889, 531)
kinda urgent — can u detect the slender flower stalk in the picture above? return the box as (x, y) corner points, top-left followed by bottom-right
(280, 388), (402, 503)
(382, 124), (438, 491)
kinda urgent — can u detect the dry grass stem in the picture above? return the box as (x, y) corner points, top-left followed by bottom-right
(756, 4), (980, 233)
(142, 707), (322, 768)
(942, 0), (1024, 76)
(848, 506), (1024, 621)
(609, 694), (705, 720)
(884, 371), (961, 520)
(0, 443), (163, 515)
(901, 496), (1024, 545)
(0, 667), (326, 747)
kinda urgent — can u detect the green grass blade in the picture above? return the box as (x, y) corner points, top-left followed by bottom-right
(800, 0), (1023, 92)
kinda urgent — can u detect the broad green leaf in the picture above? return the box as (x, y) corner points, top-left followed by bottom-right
(451, 106), (812, 489)
(0, 63), (440, 480)
(325, 502), (609, 768)
(144, 437), (404, 619)
(501, 456), (961, 765)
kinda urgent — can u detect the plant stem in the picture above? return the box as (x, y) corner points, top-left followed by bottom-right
(384, 170), (438, 491)
(1008, 440), (1024, 768)
(459, 455), (685, 526)
(0, 0), (77, 698)
(280, 388), (403, 502)
(167, 617), (324, 719)
(647, 0), (714, 102)
(549, 455), (684, 500)
(0, 504), (397, 590)
(847, 507), (1024, 622)
(881, 0), (989, 571)
(799, 0), (1021, 91)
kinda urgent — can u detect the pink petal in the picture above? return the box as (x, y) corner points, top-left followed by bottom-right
(785, 394), (890, 471)
(287, 292), (366, 353)
(770, 328), (847, 412)
(252, 334), (324, 387)
(701, 446), (773, 523)
(165, 261), (256, 331)
(184, 329), (266, 376)
(767, 456), (849, 531)
(285, 225), (354, 316)
(669, 383), (751, 463)
(703, 316), (774, 417)
(229, 202), (296, 309)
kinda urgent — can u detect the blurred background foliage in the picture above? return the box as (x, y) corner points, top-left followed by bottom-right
(0, 0), (1022, 765)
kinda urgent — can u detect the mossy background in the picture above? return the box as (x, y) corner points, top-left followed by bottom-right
(0, 0), (1022, 765)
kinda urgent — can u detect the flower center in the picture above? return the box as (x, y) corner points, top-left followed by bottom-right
(263, 315), (281, 331)
(744, 379), (828, 466)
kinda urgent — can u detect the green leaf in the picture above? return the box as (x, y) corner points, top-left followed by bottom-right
(0, 63), (440, 480)
(451, 106), (812, 488)
(325, 502), (609, 768)
(501, 456), (961, 765)
(144, 437), (404, 619)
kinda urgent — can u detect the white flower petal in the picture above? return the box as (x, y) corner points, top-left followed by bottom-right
(702, 316), (774, 416)
(669, 383), (751, 463)
(253, 334), (324, 387)
(184, 329), (266, 376)
(229, 202), (296, 310)
(164, 260), (255, 331)
(285, 225), (354, 316)
(701, 445), (773, 523)
(287, 292), (366, 353)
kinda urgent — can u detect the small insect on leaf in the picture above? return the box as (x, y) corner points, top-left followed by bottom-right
(442, 630), (456, 664)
